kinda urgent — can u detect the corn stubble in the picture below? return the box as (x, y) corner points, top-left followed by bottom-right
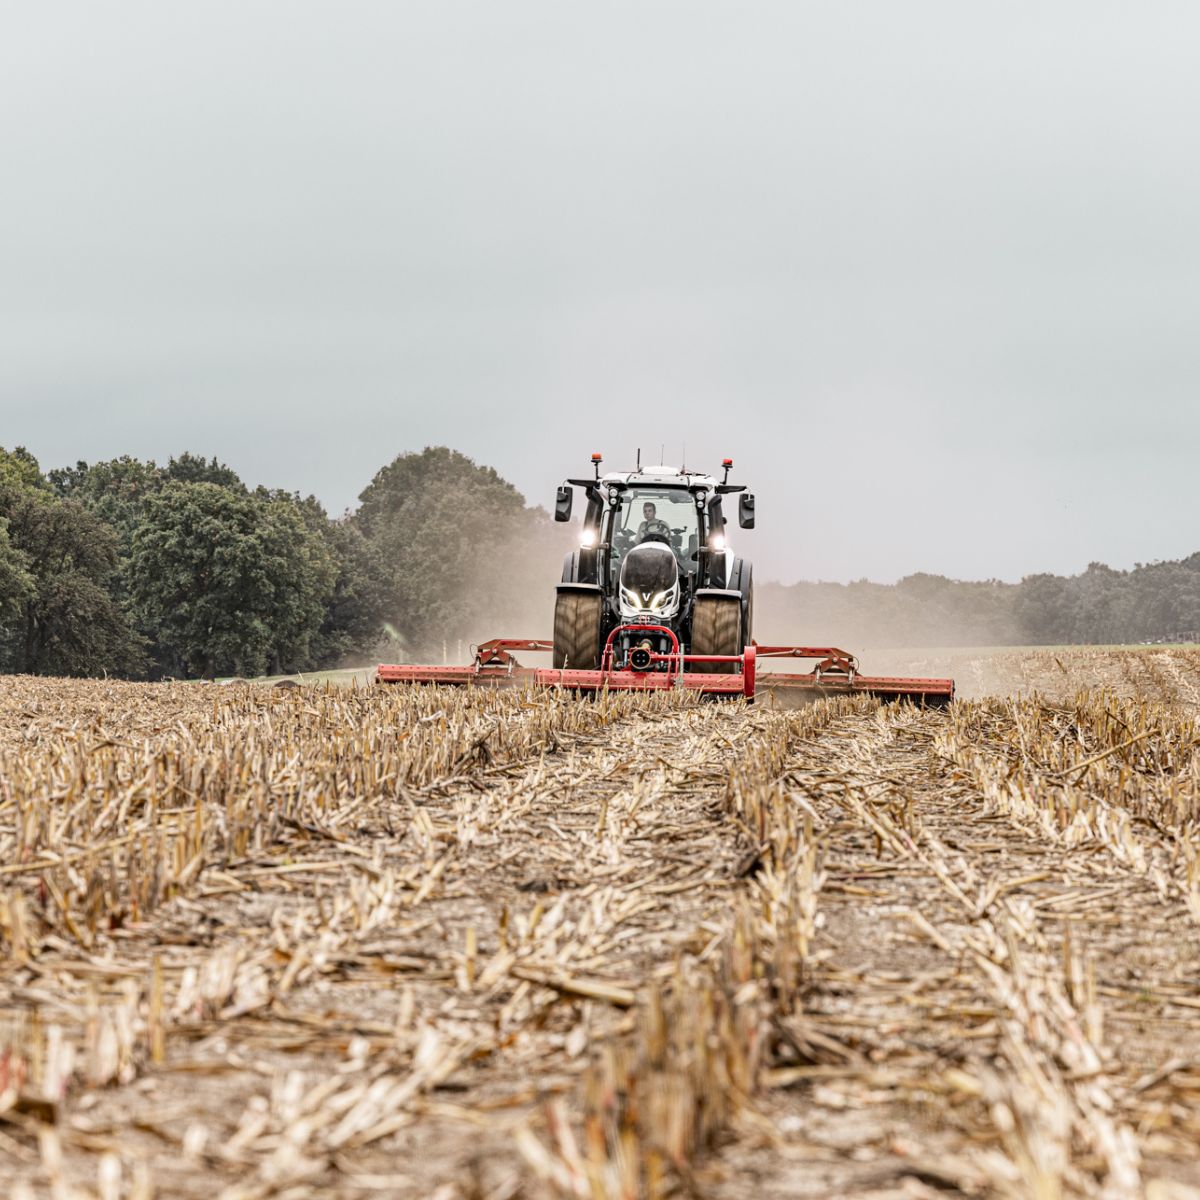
(2, 653), (1200, 1199)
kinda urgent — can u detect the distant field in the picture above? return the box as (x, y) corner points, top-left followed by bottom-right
(218, 665), (377, 687)
(861, 643), (1200, 703)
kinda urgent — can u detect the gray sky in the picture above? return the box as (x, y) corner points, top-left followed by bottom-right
(2, 2), (1197, 584)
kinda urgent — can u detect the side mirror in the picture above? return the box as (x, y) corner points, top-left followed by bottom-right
(738, 493), (755, 529)
(554, 486), (573, 522)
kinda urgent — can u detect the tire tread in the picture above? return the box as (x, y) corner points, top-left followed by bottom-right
(553, 593), (602, 670)
(690, 597), (742, 673)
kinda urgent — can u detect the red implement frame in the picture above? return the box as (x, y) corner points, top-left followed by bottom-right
(376, 639), (550, 687)
(752, 645), (954, 705)
(377, 633), (954, 705)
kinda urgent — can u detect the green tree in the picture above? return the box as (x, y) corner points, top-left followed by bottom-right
(0, 446), (46, 493)
(315, 516), (383, 662)
(47, 456), (166, 606)
(357, 446), (559, 653)
(0, 448), (146, 676)
(45, 456), (381, 674)
(130, 482), (336, 677)
(0, 518), (34, 623)
(165, 453), (245, 491)
(254, 488), (383, 664)
(48, 456), (164, 541)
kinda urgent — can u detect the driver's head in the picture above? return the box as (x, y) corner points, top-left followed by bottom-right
(643, 503), (656, 520)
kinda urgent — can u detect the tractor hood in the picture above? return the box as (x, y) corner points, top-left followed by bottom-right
(618, 543), (681, 620)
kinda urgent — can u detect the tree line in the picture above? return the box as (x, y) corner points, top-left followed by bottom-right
(757, 557), (1200, 649)
(3, 441), (1198, 678)
(0, 444), (559, 679)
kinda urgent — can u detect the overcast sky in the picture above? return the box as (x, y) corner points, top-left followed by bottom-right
(2, 2), (1197, 584)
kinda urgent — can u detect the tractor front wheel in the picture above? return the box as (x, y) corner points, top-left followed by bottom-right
(728, 557), (754, 647)
(691, 597), (742, 673)
(553, 592), (602, 670)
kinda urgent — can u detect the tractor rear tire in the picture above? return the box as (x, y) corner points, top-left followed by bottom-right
(553, 592), (602, 670)
(691, 597), (742, 673)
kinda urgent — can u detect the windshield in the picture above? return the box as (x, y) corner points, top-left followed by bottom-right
(606, 487), (701, 577)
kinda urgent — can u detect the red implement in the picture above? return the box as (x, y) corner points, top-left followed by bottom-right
(377, 634), (953, 705)
(376, 639), (548, 688)
(752, 645), (954, 706)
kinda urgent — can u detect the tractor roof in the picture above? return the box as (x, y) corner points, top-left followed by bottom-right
(600, 466), (717, 488)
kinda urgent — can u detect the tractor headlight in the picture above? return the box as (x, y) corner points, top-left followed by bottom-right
(580, 528), (596, 548)
(646, 585), (678, 613)
(709, 533), (726, 551)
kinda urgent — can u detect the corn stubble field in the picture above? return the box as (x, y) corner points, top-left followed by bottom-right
(3, 650), (1200, 1199)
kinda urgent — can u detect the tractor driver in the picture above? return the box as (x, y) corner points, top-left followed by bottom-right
(636, 502), (672, 543)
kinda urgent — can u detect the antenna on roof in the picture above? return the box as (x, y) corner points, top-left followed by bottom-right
(636, 447), (641, 471)
(681, 441), (686, 472)
(659, 443), (664, 465)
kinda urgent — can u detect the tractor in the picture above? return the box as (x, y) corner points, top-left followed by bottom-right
(552, 454), (753, 676)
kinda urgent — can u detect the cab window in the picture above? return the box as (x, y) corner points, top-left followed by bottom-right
(606, 488), (700, 575)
